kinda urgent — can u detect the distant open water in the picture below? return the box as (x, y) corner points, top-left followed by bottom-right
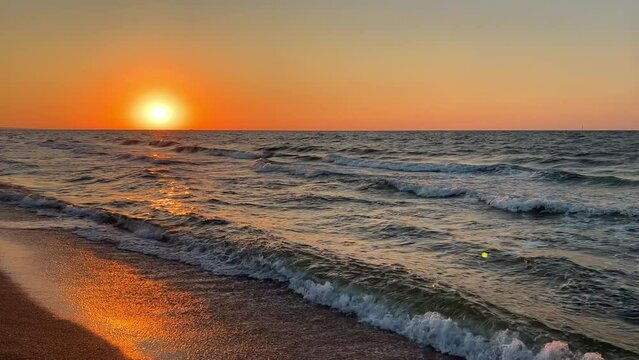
(0, 130), (637, 360)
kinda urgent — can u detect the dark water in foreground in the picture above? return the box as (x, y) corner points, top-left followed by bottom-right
(0, 130), (637, 359)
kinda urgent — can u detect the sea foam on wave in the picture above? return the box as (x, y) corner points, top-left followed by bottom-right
(0, 184), (605, 360)
(252, 161), (638, 218)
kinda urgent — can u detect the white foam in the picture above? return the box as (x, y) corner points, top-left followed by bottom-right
(80, 229), (606, 360)
(476, 193), (637, 217)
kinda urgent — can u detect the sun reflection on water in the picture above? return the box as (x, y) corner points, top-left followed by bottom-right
(151, 180), (194, 216)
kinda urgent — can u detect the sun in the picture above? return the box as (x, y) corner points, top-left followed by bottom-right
(147, 104), (172, 124)
(131, 91), (187, 129)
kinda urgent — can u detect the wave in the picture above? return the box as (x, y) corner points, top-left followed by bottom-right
(149, 140), (180, 147)
(536, 156), (622, 167)
(476, 194), (639, 217)
(115, 153), (186, 165)
(208, 147), (268, 160)
(294, 155), (323, 161)
(0, 159), (39, 175)
(173, 144), (268, 160)
(531, 170), (639, 187)
(0, 159), (38, 167)
(0, 183), (610, 359)
(253, 164), (638, 218)
(252, 159), (343, 178)
(126, 139), (265, 160)
(278, 193), (380, 206)
(475, 250), (639, 325)
(120, 139), (142, 145)
(0, 187), (170, 241)
(250, 159), (636, 218)
(324, 155), (520, 174)
(38, 139), (74, 149)
(67, 175), (98, 183)
(337, 146), (384, 154)
(374, 180), (639, 217)
(115, 145), (267, 165)
(34, 139), (109, 157)
(0, 184), (228, 240)
(324, 155), (639, 187)
(366, 179), (467, 198)
(257, 145), (324, 153)
(373, 222), (451, 240)
(174, 145), (208, 153)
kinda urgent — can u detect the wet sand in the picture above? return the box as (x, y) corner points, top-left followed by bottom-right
(0, 204), (459, 359)
(0, 271), (127, 360)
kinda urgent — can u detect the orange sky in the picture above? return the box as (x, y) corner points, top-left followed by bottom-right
(1, 1), (638, 130)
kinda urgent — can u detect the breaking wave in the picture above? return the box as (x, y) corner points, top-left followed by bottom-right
(324, 155), (638, 186)
(371, 181), (639, 217)
(324, 155), (520, 174)
(0, 183), (607, 360)
(476, 194), (639, 217)
(252, 163), (638, 218)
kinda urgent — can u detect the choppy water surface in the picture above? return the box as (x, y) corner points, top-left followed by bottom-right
(1, 130), (637, 359)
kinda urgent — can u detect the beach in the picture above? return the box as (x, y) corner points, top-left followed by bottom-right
(0, 203), (455, 359)
(0, 271), (127, 360)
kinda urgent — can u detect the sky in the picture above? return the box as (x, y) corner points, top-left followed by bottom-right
(1, 0), (637, 130)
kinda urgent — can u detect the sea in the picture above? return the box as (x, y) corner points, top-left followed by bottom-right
(0, 130), (637, 360)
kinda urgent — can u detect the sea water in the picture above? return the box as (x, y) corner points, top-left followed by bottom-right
(0, 130), (637, 359)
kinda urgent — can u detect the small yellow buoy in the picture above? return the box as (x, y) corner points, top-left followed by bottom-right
(481, 251), (488, 259)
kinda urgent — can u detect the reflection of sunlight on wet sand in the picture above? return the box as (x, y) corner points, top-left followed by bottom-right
(67, 259), (194, 358)
(0, 228), (217, 359)
(47, 241), (211, 359)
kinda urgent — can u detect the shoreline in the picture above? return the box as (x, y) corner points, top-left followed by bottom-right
(0, 204), (458, 359)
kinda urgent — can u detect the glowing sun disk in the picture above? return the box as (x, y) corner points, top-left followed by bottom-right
(131, 92), (187, 129)
(147, 104), (172, 122)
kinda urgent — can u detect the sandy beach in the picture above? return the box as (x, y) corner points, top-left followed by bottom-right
(0, 204), (457, 359)
(0, 271), (127, 360)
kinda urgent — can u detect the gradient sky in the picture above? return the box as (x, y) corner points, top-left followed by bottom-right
(1, 0), (637, 130)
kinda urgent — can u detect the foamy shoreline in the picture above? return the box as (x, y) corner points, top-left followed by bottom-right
(0, 204), (448, 359)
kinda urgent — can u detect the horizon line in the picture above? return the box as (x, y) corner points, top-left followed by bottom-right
(1, 127), (638, 132)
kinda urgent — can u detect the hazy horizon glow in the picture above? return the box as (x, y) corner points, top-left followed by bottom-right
(1, 1), (637, 130)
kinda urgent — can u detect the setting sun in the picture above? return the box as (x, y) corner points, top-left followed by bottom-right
(131, 91), (187, 129)
(148, 105), (171, 123)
